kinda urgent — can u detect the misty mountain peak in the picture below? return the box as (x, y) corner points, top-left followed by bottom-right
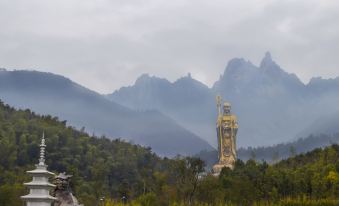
(174, 74), (210, 91)
(134, 73), (170, 86)
(260, 51), (275, 69)
(212, 58), (257, 91)
(259, 52), (303, 85)
(223, 58), (255, 77)
(259, 52), (293, 79)
(135, 73), (151, 83)
(264, 51), (272, 61)
(227, 58), (249, 69)
(185, 72), (190, 78)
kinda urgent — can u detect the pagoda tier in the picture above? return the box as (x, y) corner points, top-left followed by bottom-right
(21, 133), (57, 206)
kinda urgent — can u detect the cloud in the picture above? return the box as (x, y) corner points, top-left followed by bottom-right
(0, 0), (338, 93)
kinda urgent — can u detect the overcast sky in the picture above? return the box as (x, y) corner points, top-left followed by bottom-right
(0, 0), (338, 93)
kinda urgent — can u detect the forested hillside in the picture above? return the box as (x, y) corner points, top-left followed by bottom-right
(0, 100), (170, 205)
(1, 100), (338, 206)
(191, 145), (339, 206)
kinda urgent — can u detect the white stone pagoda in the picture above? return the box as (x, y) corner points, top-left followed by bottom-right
(21, 133), (57, 206)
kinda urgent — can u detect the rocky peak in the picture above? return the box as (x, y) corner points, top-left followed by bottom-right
(135, 73), (151, 84)
(258, 52), (305, 92)
(259, 52), (293, 80)
(260, 51), (274, 68)
(187, 72), (192, 79)
(174, 74), (210, 91)
(223, 58), (256, 78)
(134, 73), (171, 86)
(212, 58), (257, 91)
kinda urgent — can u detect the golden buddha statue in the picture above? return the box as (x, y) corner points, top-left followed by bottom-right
(213, 96), (238, 175)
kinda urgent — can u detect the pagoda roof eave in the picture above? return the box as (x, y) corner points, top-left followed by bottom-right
(24, 182), (56, 188)
(27, 169), (55, 176)
(20, 194), (57, 201)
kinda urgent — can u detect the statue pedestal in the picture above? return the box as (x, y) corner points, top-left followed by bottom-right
(212, 163), (234, 176)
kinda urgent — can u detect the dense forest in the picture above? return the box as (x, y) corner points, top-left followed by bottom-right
(0, 100), (338, 206)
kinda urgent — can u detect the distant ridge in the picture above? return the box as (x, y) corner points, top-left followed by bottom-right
(0, 69), (213, 156)
(197, 133), (339, 168)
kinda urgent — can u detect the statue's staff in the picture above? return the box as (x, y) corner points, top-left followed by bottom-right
(216, 95), (223, 161)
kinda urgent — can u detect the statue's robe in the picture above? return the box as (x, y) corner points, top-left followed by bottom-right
(213, 112), (238, 174)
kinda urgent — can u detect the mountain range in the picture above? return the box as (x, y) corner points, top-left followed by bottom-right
(108, 52), (339, 147)
(0, 69), (213, 156)
(1, 52), (338, 156)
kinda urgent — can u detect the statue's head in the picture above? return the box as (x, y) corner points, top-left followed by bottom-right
(223, 102), (231, 115)
(55, 172), (72, 191)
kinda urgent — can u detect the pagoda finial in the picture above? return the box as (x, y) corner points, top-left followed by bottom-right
(39, 132), (46, 165)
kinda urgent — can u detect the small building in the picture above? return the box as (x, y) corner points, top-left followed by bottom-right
(21, 133), (57, 206)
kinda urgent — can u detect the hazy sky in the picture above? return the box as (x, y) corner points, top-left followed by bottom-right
(0, 0), (338, 93)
